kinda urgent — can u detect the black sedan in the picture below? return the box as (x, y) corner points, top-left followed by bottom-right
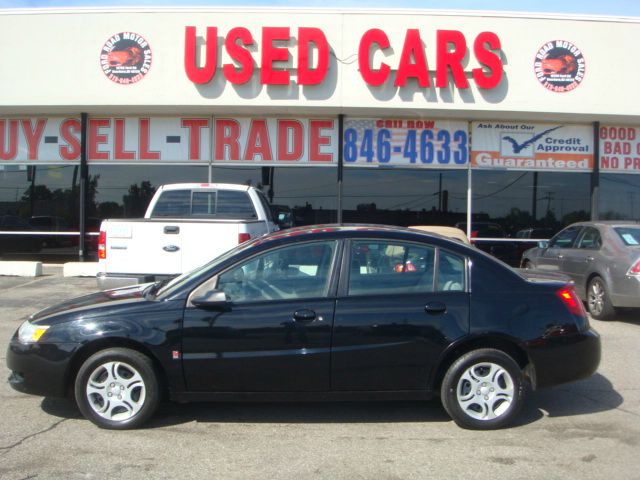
(7, 225), (600, 430)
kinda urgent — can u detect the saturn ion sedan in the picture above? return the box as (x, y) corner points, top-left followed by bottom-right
(7, 225), (600, 430)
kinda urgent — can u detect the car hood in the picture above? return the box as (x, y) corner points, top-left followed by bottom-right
(29, 283), (150, 324)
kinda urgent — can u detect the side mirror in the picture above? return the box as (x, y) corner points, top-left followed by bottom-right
(191, 289), (229, 309)
(274, 210), (293, 229)
(537, 241), (549, 249)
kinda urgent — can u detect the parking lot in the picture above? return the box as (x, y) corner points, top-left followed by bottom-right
(1, 269), (639, 480)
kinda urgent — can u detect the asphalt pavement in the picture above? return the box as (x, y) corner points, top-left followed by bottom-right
(0, 269), (639, 479)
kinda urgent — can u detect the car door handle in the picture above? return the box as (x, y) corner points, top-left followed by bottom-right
(425, 302), (447, 315)
(164, 226), (180, 234)
(293, 309), (316, 323)
(163, 245), (180, 252)
(557, 254), (564, 260)
(586, 256), (594, 262)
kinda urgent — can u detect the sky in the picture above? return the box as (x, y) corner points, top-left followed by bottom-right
(1, 0), (639, 17)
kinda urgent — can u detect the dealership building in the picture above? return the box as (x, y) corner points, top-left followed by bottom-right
(1, 7), (639, 263)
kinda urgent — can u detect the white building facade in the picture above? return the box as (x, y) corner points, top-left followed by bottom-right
(1, 7), (639, 263)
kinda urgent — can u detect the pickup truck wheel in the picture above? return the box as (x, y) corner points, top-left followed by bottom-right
(440, 349), (524, 430)
(587, 276), (616, 320)
(75, 348), (159, 429)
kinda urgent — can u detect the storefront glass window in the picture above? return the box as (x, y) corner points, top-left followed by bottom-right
(211, 166), (338, 225)
(88, 164), (210, 221)
(0, 164), (80, 261)
(599, 173), (640, 220)
(342, 168), (468, 226)
(471, 171), (591, 237)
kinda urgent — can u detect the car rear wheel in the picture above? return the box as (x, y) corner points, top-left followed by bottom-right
(522, 260), (533, 269)
(74, 348), (159, 429)
(441, 348), (524, 430)
(587, 276), (616, 320)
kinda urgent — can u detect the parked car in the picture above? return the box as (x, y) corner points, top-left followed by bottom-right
(454, 221), (519, 266)
(7, 224), (600, 430)
(521, 221), (640, 320)
(0, 215), (42, 257)
(97, 183), (288, 289)
(513, 227), (556, 261)
(29, 215), (74, 249)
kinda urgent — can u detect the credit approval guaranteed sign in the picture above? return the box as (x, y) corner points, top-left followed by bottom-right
(471, 122), (594, 171)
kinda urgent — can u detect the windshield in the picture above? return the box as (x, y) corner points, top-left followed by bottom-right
(615, 227), (640, 246)
(155, 238), (259, 298)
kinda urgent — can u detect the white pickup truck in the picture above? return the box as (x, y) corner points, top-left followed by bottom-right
(96, 183), (284, 289)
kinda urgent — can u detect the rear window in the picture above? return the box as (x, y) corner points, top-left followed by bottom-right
(615, 227), (640, 246)
(150, 189), (257, 219)
(150, 190), (191, 217)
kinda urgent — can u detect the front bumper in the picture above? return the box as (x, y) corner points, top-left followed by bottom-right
(6, 339), (79, 398)
(525, 328), (601, 390)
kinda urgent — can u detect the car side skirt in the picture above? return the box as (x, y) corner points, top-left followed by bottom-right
(171, 390), (436, 403)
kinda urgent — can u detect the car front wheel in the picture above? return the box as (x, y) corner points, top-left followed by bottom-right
(74, 348), (160, 429)
(441, 348), (525, 430)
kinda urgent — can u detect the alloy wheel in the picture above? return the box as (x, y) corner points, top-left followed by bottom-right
(85, 361), (146, 422)
(588, 279), (605, 317)
(455, 362), (515, 421)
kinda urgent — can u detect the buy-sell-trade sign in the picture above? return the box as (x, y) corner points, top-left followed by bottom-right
(471, 122), (593, 172)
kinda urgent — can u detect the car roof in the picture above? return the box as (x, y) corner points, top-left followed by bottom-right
(570, 220), (640, 229)
(156, 183), (251, 192)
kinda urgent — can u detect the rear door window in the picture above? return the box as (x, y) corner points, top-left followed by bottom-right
(549, 226), (581, 248)
(576, 227), (602, 249)
(436, 250), (465, 291)
(347, 240), (436, 296)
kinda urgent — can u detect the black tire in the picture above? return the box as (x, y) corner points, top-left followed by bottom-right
(522, 260), (533, 269)
(74, 348), (160, 429)
(587, 276), (616, 320)
(440, 348), (525, 430)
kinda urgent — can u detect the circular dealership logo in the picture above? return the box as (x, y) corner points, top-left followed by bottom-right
(534, 40), (585, 93)
(100, 32), (152, 85)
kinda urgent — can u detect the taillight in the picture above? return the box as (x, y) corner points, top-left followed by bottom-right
(627, 259), (640, 275)
(238, 233), (251, 244)
(98, 231), (106, 259)
(470, 230), (478, 238)
(557, 287), (587, 318)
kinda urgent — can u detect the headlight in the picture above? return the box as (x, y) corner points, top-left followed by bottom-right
(17, 321), (50, 344)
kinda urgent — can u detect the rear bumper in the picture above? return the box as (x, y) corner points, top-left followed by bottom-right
(611, 275), (640, 308)
(6, 339), (79, 398)
(525, 328), (601, 389)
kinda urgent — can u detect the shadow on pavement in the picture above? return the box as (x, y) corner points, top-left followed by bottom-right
(40, 397), (83, 419)
(515, 373), (622, 427)
(41, 373), (621, 429)
(611, 309), (640, 325)
(150, 399), (451, 428)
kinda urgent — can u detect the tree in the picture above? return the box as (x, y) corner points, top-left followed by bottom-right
(122, 181), (157, 217)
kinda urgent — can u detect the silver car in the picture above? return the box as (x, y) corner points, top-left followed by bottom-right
(521, 221), (640, 320)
